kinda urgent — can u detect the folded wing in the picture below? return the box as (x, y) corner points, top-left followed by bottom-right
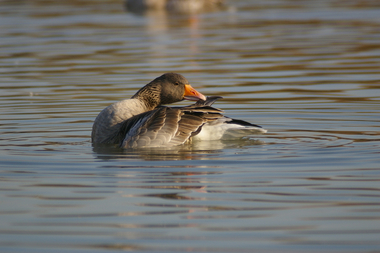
(117, 96), (266, 148)
(119, 104), (223, 148)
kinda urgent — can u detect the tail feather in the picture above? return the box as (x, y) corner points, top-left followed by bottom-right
(224, 127), (267, 139)
(225, 118), (263, 129)
(223, 117), (267, 139)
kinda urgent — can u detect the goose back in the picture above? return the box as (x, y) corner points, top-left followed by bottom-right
(119, 105), (223, 148)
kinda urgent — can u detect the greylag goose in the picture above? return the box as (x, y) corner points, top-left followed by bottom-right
(125, 0), (224, 13)
(91, 73), (266, 148)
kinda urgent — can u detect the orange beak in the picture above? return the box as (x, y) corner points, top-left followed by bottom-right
(183, 84), (207, 101)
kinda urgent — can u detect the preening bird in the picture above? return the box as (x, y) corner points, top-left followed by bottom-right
(91, 73), (266, 148)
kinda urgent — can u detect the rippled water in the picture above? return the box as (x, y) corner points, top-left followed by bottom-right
(1, 0), (380, 252)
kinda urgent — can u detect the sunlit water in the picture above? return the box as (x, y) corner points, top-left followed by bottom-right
(1, 0), (380, 252)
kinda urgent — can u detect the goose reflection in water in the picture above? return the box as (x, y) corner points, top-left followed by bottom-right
(92, 138), (265, 161)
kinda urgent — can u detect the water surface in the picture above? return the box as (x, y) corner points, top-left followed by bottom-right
(1, 0), (380, 252)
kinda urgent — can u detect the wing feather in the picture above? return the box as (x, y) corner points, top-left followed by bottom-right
(118, 104), (225, 148)
(95, 96), (265, 149)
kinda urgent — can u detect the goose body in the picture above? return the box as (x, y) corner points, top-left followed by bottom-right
(125, 0), (224, 13)
(192, 117), (266, 141)
(91, 98), (149, 144)
(91, 73), (266, 149)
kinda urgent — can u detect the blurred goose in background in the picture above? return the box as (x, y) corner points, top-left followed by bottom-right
(125, 0), (225, 13)
(91, 73), (266, 149)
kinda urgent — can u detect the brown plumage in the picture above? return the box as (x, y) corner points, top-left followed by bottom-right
(118, 104), (223, 148)
(91, 73), (211, 147)
(91, 73), (266, 149)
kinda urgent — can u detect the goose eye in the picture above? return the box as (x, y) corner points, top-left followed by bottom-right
(174, 82), (179, 86)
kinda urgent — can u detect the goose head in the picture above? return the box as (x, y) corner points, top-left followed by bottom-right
(133, 73), (206, 108)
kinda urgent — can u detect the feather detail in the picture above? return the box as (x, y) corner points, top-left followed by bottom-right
(91, 73), (267, 149)
(119, 105), (225, 148)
